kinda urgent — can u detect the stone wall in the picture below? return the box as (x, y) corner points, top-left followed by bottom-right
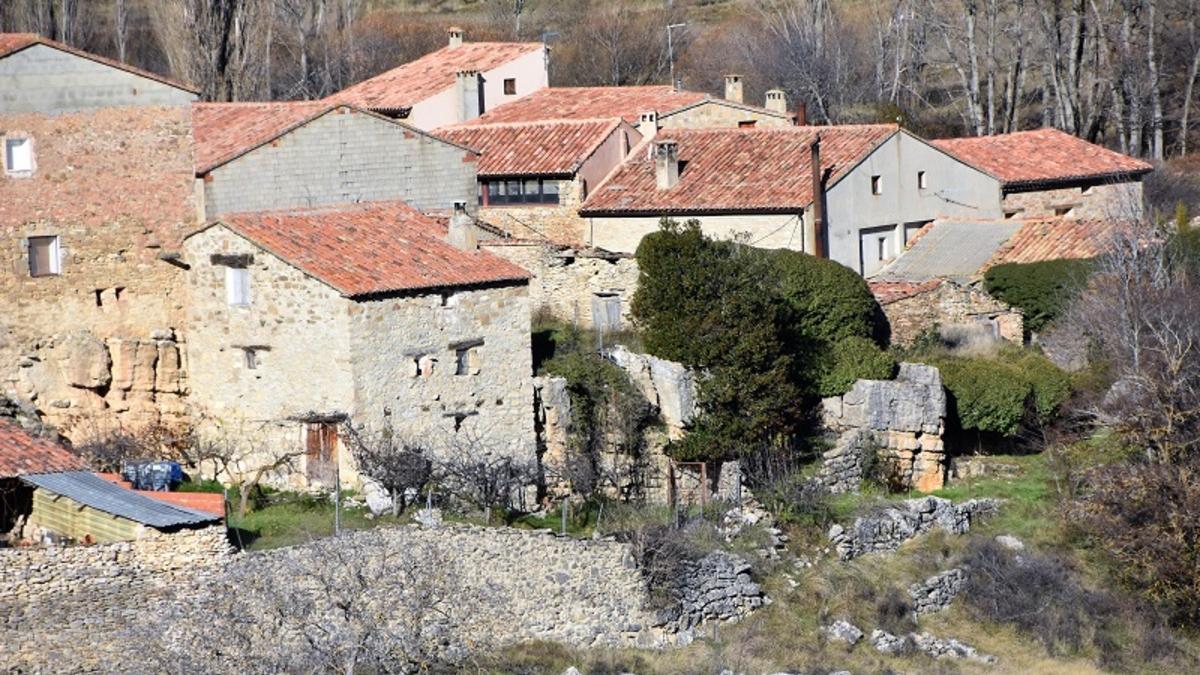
(1002, 180), (1144, 220)
(658, 101), (793, 129)
(828, 496), (998, 560)
(482, 241), (639, 329)
(0, 106), (198, 440)
(202, 108), (478, 219)
(878, 280), (1023, 347)
(0, 524), (232, 671)
(479, 178), (589, 246)
(820, 363), (948, 493)
(908, 567), (966, 614)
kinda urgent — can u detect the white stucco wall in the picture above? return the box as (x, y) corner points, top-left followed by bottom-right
(406, 47), (548, 130)
(587, 213), (802, 254)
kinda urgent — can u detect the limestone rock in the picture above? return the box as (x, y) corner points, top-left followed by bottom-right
(995, 534), (1025, 551)
(57, 332), (111, 389)
(829, 497), (999, 560)
(361, 478), (394, 516)
(606, 346), (695, 430)
(823, 619), (864, 645)
(909, 567), (967, 614)
(154, 342), (183, 394)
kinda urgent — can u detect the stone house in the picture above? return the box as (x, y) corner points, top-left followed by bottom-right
(192, 102), (480, 219)
(932, 128), (1153, 220)
(438, 117), (641, 246)
(0, 105), (196, 438)
(327, 27), (548, 130)
(0, 33), (197, 114)
(580, 125), (1004, 276)
(460, 79), (796, 130)
(181, 201), (534, 487)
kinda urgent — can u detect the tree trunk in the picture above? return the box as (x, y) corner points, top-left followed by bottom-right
(1182, 42), (1200, 156)
(1145, 0), (1163, 160)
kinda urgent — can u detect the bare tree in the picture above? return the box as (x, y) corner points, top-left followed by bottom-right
(150, 0), (270, 101)
(341, 423), (431, 517)
(433, 432), (538, 523)
(186, 416), (310, 518)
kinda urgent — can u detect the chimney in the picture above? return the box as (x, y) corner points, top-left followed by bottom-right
(455, 70), (481, 122)
(447, 26), (464, 48)
(724, 74), (743, 103)
(637, 111), (659, 139)
(654, 140), (679, 190)
(448, 201), (477, 250)
(765, 88), (788, 115)
(794, 101), (808, 126)
(805, 134), (824, 257)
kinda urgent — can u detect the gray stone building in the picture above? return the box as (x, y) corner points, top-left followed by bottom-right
(181, 201), (534, 487)
(0, 33), (197, 114)
(193, 102), (480, 219)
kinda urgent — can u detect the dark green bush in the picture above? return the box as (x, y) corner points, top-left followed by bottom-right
(816, 336), (897, 397)
(1014, 351), (1074, 424)
(983, 258), (1095, 333)
(929, 351), (1072, 437)
(767, 248), (884, 345)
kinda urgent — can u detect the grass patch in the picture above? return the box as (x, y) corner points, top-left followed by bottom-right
(226, 491), (406, 551)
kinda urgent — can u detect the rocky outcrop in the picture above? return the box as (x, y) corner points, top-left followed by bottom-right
(827, 496), (998, 560)
(658, 551), (766, 637)
(871, 629), (996, 664)
(909, 567), (967, 614)
(606, 345), (696, 433)
(820, 363), (948, 493)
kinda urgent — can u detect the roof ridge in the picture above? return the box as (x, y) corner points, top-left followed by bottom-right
(445, 116), (623, 130)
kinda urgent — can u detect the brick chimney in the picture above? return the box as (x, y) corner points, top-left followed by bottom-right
(448, 201), (477, 250)
(455, 70), (481, 122)
(765, 88), (788, 114)
(638, 111), (659, 139)
(724, 74), (743, 103)
(794, 101), (808, 126)
(447, 26), (464, 48)
(805, 134), (824, 257)
(654, 140), (679, 190)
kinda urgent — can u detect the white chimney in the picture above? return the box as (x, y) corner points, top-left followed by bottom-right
(724, 74), (743, 104)
(447, 26), (464, 48)
(637, 111), (659, 139)
(654, 140), (679, 190)
(765, 88), (788, 114)
(448, 201), (477, 250)
(455, 70), (481, 122)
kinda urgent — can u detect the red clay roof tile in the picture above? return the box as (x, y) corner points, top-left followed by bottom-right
(986, 217), (1119, 268)
(327, 42), (543, 112)
(931, 128), (1152, 187)
(192, 101), (334, 174)
(205, 201), (530, 297)
(580, 124), (897, 215)
(0, 420), (86, 478)
(464, 85), (707, 125)
(868, 279), (944, 305)
(0, 32), (198, 94)
(436, 118), (622, 177)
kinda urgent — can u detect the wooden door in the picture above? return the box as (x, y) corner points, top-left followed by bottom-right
(305, 423), (338, 485)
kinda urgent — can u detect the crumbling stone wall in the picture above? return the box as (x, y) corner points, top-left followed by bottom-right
(1002, 180), (1144, 220)
(821, 363), (949, 492)
(878, 280), (1023, 348)
(482, 241), (640, 329)
(828, 496), (998, 560)
(0, 106), (198, 439)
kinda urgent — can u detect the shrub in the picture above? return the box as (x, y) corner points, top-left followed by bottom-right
(767, 248), (885, 345)
(816, 336), (897, 397)
(928, 352), (1072, 437)
(1014, 351), (1073, 424)
(983, 258), (1094, 333)
(874, 588), (917, 636)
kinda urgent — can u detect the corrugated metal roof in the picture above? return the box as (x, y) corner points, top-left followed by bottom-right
(878, 219), (1023, 281)
(21, 471), (221, 528)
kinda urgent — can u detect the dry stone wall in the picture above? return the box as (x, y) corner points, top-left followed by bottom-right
(828, 496), (998, 561)
(879, 280), (1022, 348)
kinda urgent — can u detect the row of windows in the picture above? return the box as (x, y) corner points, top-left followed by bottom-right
(478, 178), (561, 205)
(869, 171), (928, 196)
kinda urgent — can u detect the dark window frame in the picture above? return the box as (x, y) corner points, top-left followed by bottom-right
(480, 177), (562, 206)
(503, 78), (517, 95)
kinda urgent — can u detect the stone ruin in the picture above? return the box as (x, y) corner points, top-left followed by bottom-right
(819, 362), (948, 493)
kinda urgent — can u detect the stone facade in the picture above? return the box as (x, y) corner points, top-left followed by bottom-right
(657, 101), (793, 129)
(201, 108), (478, 219)
(482, 241), (639, 328)
(820, 363), (948, 493)
(479, 177), (589, 245)
(182, 225), (535, 486)
(879, 280), (1023, 347)
(1002, 179), (1144, 221)
(827, 496), (998, 560)
(0, 106), (197, 439)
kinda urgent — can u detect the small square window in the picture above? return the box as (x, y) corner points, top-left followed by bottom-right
(225, 266), (251, 306)
(243, 348), (259, 370)
(503, 78), (516, 95)
(917, 171), (927, 190)
(5, 137), (33, 175)
(27, 236), (60, 277)
(870, 175), (883, 195)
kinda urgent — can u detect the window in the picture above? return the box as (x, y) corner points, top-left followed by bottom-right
(1054, 206), (1074, 217)
(243, 348), (259, 370)
(479, 178), (561, 205)
(917, 171), (927, 190)
(451, 339), (483, 376)
(5, 137), (33, 175)
(27, 236), (60, 277)
(225, 266), (250, 306)
(738, 120), (757, 128)
(503, 78), (516, 95)
(870, 175), (883, 195)
(877, 236), (888, 261)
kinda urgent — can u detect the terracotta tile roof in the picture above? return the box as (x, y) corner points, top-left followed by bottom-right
(580, 124), (897, 215)
(0, 420), (86, 478)
(986, 217), (1118, 268)
(327, 42), (543, 113)
(192, 101), (334, 174)
(464, 86), (709, 125)
(437, 118), (622, 177)
(201, 201), (530, 297)
(0, 32), (198, 94)
(931, 128), (1153, 188)
(869, 279), (944, 305)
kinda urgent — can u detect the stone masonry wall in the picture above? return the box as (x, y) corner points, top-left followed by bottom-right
(0, 106), (198, 440)
(658, 102), (793, 129)
(880, 280), (1023, 347)
(1002, 180), (1144, 221)
(479, 177), (589, 246)
(202, 109), (478, 219)
(482, 241), (639, 329)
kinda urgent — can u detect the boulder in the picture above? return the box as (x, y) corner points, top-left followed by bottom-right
(57, 332), (111, 389)
(823, 619), (864, 646)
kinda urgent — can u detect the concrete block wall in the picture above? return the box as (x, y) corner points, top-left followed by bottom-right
(0, 43), (196, 114)
(203, 108), (478, 218)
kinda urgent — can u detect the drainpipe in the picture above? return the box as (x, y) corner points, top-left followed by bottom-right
(806, 134), (825, 257)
